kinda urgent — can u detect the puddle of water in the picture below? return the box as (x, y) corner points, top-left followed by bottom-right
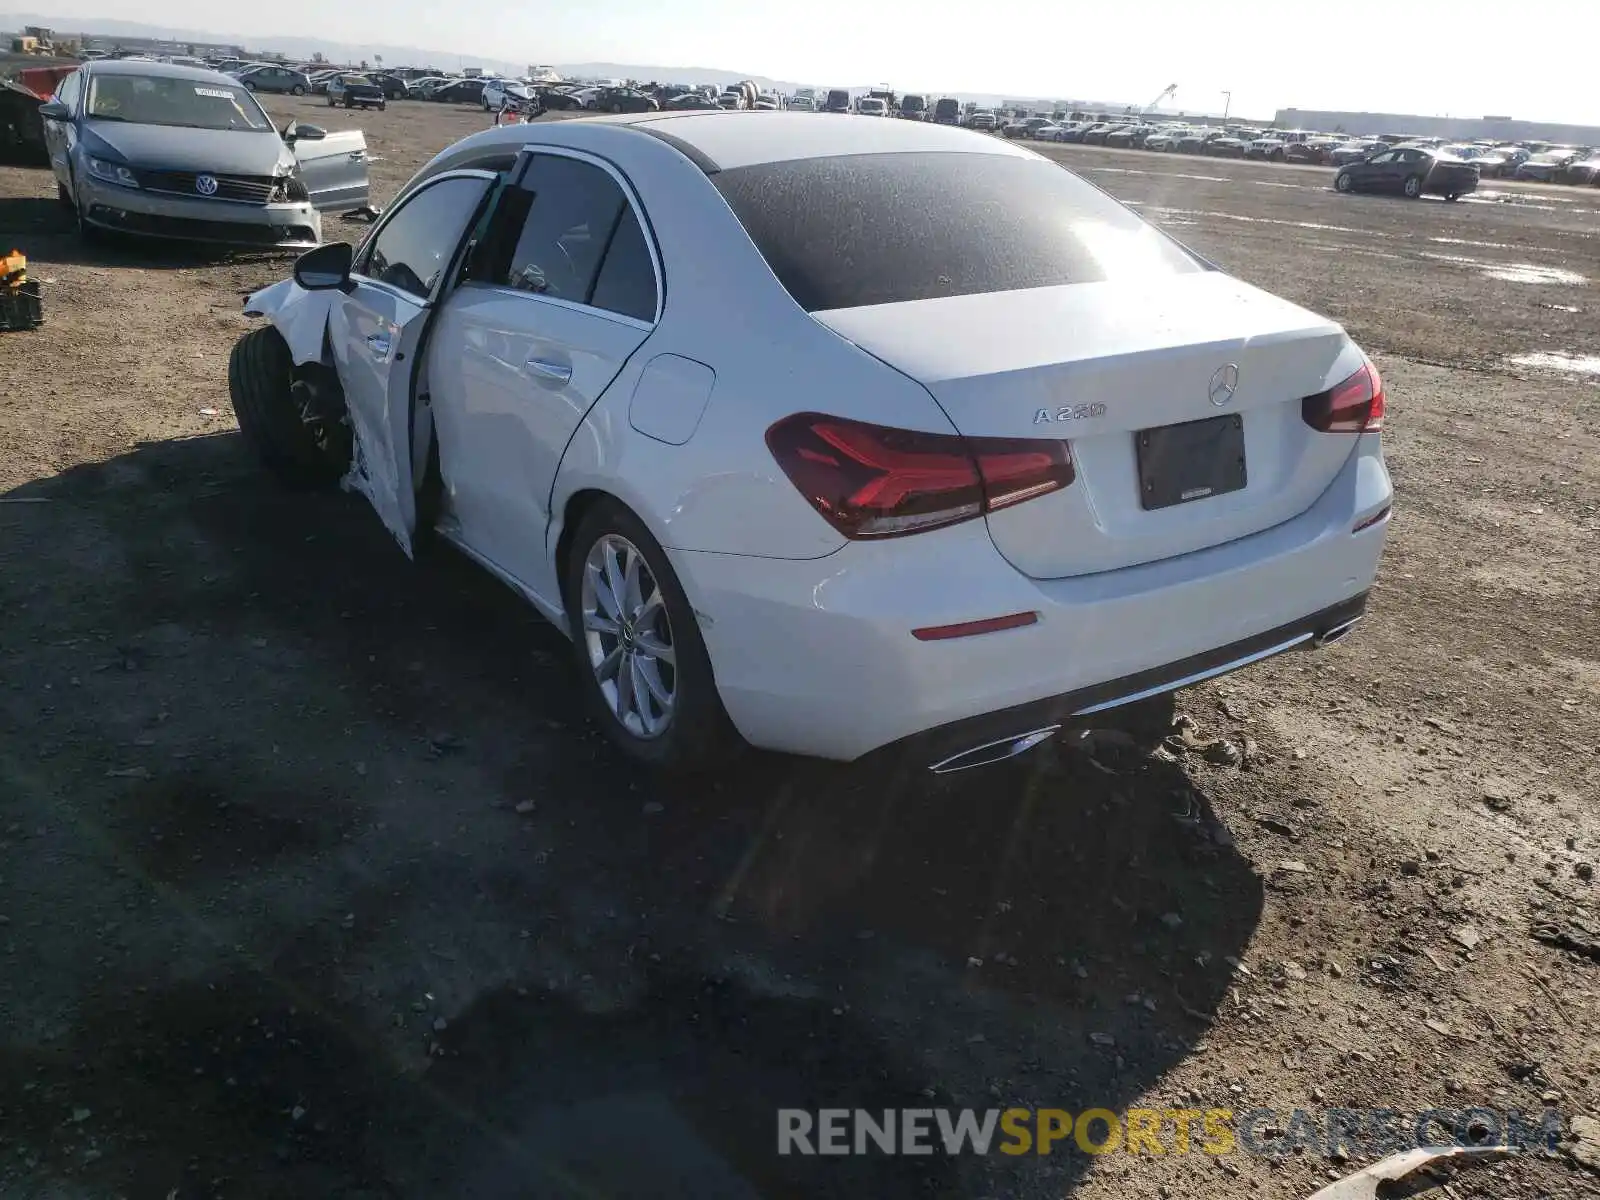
(1255, 181), (1309, 190)
(1431, 236), (1511, 249)
(1150, 207), (1371, 235)
(1485, 264), (1588, 285)
(1464, 190), (1558, 211)
(1088, 167), (1230, 183)
(1417, 252), (1587, 286)
(1506, 352), (1600, 376)
(1538, 302), (1581, 313)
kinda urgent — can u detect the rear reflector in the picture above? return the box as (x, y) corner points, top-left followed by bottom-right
(912, 611), (1039, 641)
(1353, 504), (1391, 533)
(766, 413), (1074, 539)
(1302, 362), (1384, 433)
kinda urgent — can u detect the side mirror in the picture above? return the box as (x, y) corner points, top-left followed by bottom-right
(293, 241), (354, 292)
(288, 123), (326, 142)
(38, 99), (70, 121)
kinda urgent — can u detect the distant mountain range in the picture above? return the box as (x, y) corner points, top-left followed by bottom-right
(0, 11), (1171, 112)
(1, 13), (818, 90)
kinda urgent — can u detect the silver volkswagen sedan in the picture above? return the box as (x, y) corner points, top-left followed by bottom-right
(39, 59), (370, 250)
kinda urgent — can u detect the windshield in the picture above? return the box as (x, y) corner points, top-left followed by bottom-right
(86, 73), (271, 131)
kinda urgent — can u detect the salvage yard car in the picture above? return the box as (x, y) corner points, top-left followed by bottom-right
(1334, 145), (1479, 200)
(227, 113), (1390, 773)
(326, 74), (387, 111)
(234, 64), (310, 96)
(38, 59), (370, 249)
(481, 78), (535, 112)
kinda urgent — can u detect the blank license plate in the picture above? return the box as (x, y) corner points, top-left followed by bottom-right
(1135, 414), (1247, 511)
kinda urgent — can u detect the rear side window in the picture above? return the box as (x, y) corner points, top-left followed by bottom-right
(712, 152), (1200, 312)
(488, 154), (658, 321)
(589, 206), (657, 321)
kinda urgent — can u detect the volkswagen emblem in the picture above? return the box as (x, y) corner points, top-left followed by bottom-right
(1208, 363), (1240, 407)
(194, 174), (219, 196)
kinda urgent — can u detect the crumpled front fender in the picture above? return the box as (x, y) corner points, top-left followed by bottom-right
(242, 278), (337, 367)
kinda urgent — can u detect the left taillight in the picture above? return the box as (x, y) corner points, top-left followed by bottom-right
(765, 412), (1074, 539)
(1302, 362), (1384, 434)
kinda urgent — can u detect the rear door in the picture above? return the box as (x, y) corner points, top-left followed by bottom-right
(293, 129), (370, 211)
(330, 170), (500, 554)
(426, 150), (658, 603)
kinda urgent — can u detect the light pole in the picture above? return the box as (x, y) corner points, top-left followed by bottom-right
(1221, 90), (1232, 120)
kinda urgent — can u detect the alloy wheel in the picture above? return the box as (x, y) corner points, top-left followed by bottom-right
(581, 534), (676, 739)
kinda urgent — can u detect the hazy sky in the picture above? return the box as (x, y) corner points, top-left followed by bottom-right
(36, 0), (1600, 123)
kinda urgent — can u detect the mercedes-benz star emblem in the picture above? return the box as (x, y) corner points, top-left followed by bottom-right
(194, 174), (219, 196)
(1208, 363), (1240, 407)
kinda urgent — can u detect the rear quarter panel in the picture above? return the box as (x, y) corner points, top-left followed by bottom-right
(538, 124), (958, 568)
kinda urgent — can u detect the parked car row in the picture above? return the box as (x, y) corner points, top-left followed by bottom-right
(988, 114), (1600, 186)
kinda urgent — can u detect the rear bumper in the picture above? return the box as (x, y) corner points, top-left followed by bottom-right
(904, 592), (1367, 772)
(672, 438), (1391, 762)
(80, 176), (321, 249)
(1428, 168), (1479, 194)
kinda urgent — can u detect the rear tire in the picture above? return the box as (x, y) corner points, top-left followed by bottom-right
(1403, 174), (1423, 198)
(563, 499), (743, 772)
(227, 327), (351, 488)
(291, 84), (305, 96)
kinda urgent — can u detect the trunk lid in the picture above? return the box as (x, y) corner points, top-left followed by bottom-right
(813, 272), (1360, 579)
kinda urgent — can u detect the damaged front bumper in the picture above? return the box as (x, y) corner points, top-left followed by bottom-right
(79, 176), (323, 250)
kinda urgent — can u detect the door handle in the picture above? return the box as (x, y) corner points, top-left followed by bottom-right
(366, 332), (391, 357)
(525, 358), (572, 384)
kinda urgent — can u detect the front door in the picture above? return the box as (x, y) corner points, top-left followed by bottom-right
(293, 129), (372, 211)
(427, 150), (660, 608)
(330, 170), (499, 555)
(41, 69), (83, 191)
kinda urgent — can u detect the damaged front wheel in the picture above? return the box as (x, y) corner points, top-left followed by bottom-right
(227, 326), (352, 488)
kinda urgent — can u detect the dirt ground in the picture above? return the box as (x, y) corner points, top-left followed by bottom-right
(2, 98), (1598, 1200)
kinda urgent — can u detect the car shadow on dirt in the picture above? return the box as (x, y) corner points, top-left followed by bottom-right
(0, 192), (300, 271)
(0, 433), (1267, 1198)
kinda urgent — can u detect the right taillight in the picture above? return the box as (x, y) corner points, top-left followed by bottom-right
(765, 412), (1074, 539)
(1302, 362), (1385, 433)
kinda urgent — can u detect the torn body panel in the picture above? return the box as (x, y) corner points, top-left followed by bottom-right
(242, 275), (415, 555)
(243, 278), (338, 366)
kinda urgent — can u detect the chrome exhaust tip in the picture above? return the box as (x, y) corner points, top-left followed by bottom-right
(1311, 617), (1362, 649)
(929, 726), (1061, 775)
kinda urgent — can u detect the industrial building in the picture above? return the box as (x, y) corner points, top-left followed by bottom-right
(1276, 109), (1600, 145)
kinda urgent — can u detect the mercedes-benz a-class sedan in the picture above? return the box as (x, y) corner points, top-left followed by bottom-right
(39, 59), (369, 248)
(228, 113), (1392, 772)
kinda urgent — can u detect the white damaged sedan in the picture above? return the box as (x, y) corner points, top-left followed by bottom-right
(229, 112), (1392, 772)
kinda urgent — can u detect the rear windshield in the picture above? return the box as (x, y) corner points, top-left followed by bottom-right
(711, 151), (1201, 312)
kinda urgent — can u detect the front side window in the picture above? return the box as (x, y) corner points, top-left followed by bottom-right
(55, 70), (82, 110)
(85, 73), (271, 131)
(364, 176), (491, 300)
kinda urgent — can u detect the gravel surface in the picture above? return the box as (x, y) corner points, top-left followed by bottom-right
(2, 100), (1598, 1199)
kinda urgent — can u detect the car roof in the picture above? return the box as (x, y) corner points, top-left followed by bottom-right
(582, 110), (1040, 171)
(85, 58), (241, 84)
